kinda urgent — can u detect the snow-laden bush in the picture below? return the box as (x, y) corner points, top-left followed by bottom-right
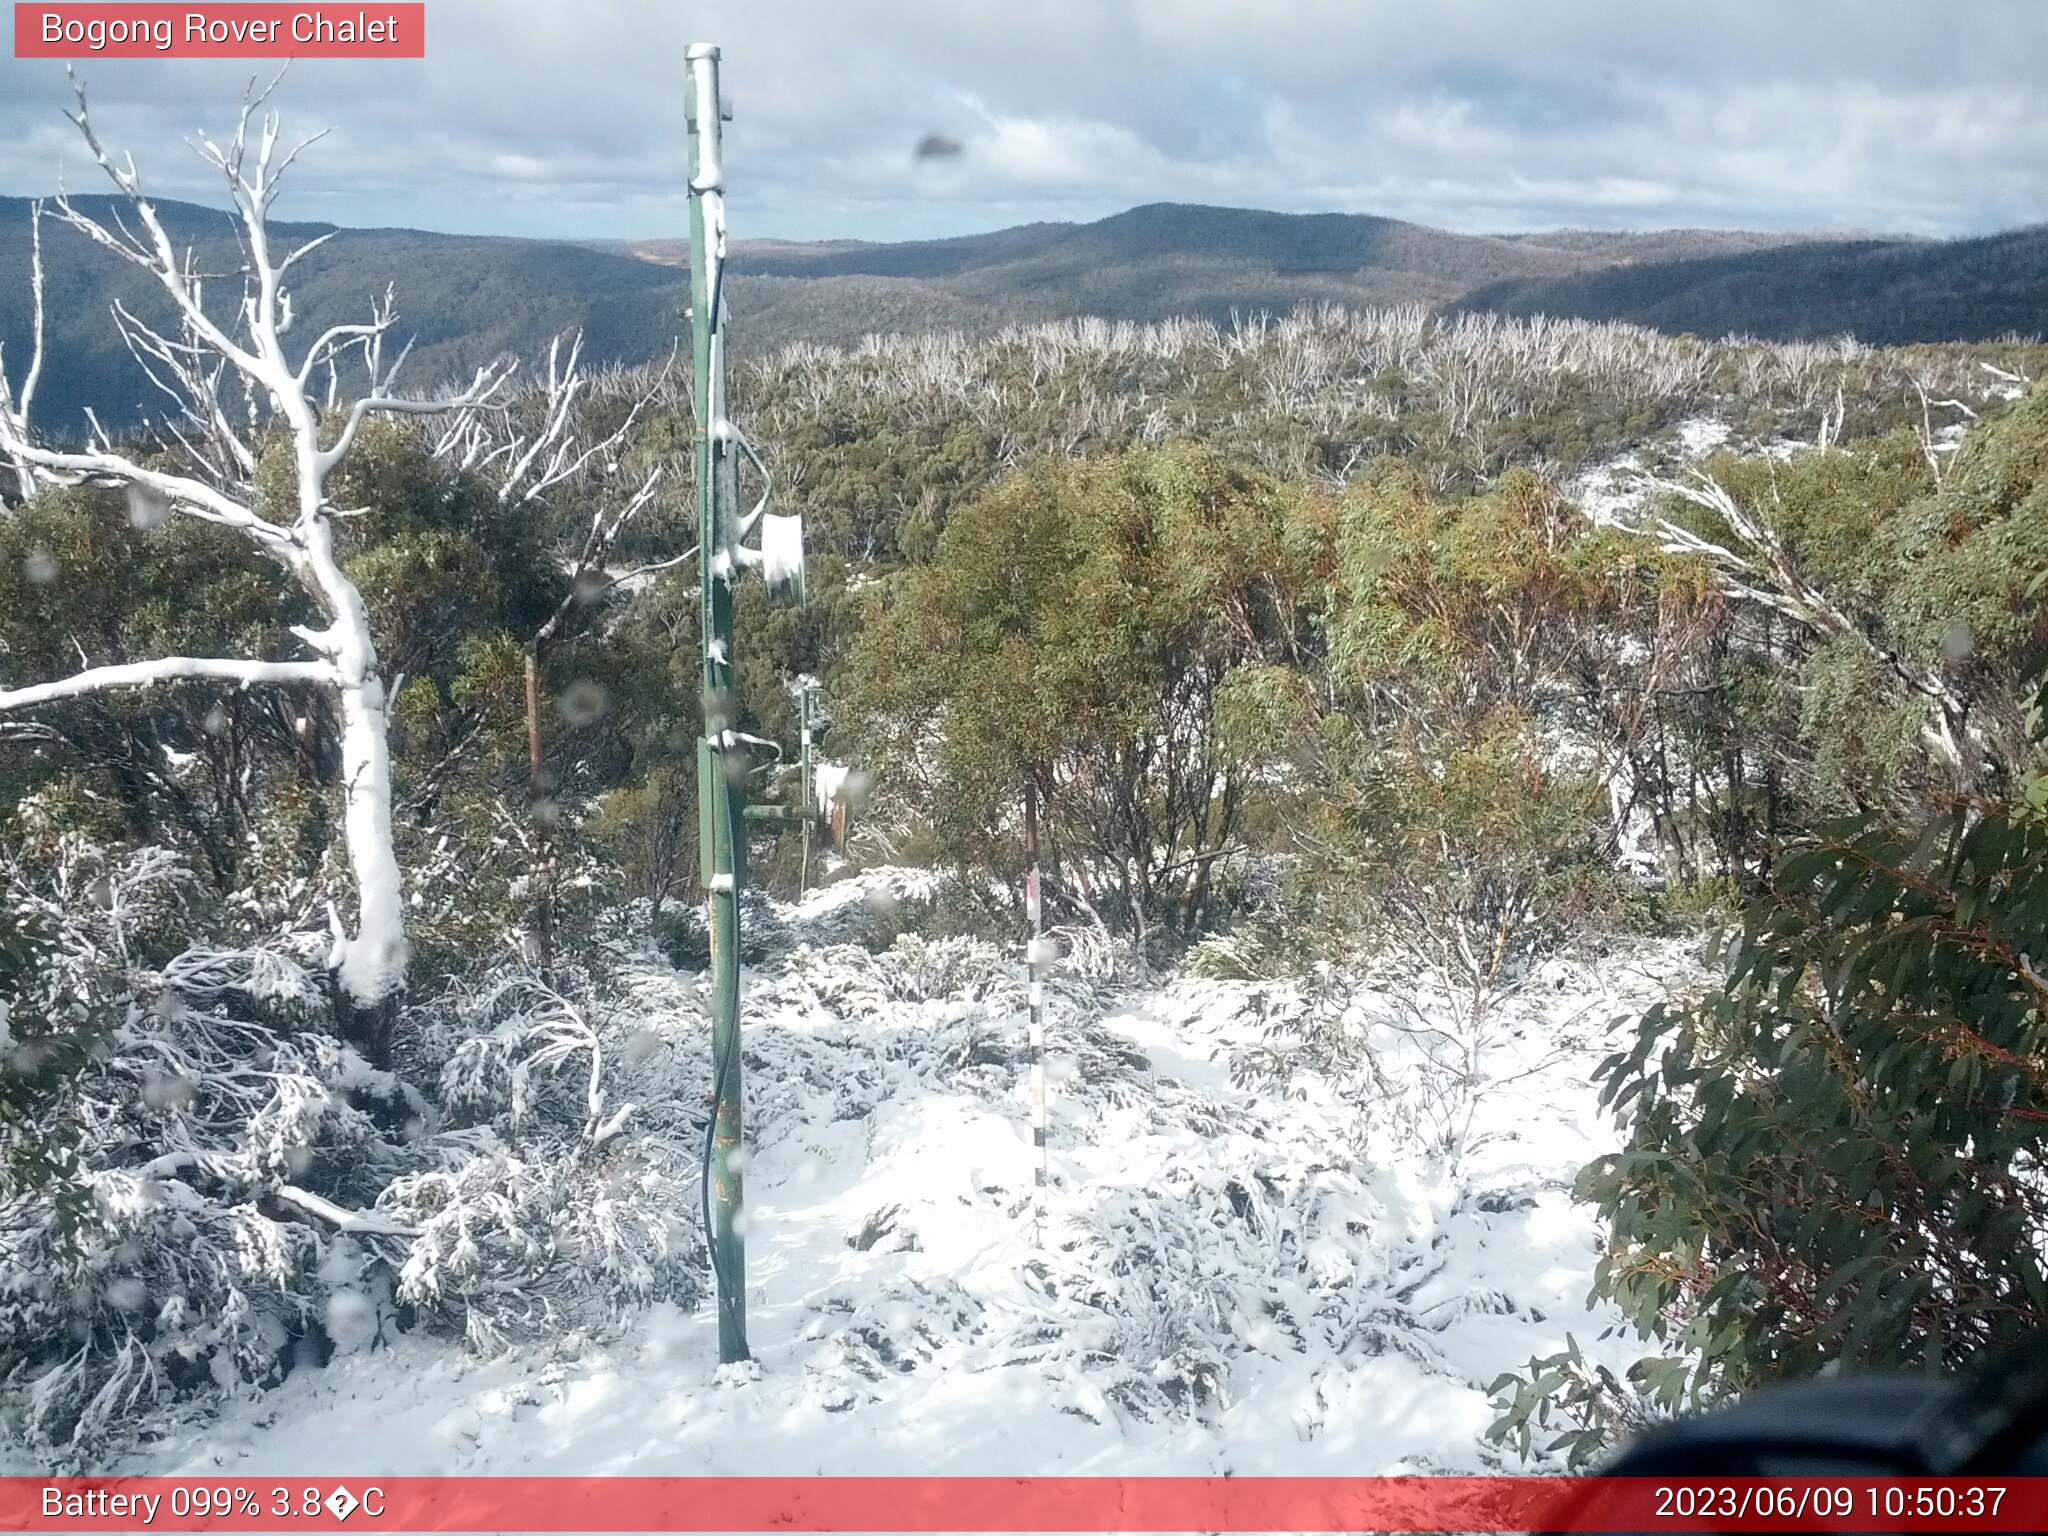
(1, 1166), (324, 1463)
(0, 838), (400, 1465)
(1043, 922), (1146, 985)
(386, 972), (701, 1354)
(1056, 1190), (1237, 1420)
(1223, 960), (1600, 1175)
(383, 1145), (691, 1352)
(1183, 911), (1312, 982)
(0, 839), (701, 1466)
(777, 929), (1120, 1019)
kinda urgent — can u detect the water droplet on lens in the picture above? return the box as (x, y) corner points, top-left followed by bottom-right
(701, 687), (735, 733)
(126, 484), (171, 530)
(844, 770), (875, 811)
(105, 1277), (148, 1312)
(141, 1069), (197, 1109)
(558, 678), (611, 726)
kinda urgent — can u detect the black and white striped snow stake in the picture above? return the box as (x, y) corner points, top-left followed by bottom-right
(1024, 782), (1051, 1239)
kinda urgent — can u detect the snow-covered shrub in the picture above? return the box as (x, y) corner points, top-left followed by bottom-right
(1, 1167), (324, 1464)
(1063, 1194), (1235, 1420)
(385, 970), (701, 1354)
(0, 838), (418, 1465)
(1, 834), (699, 1465)
(395, 798), (621, 990)
(2, 831), (188, 1202)
(1183, 911), (1309, 982)
(773, 934), (1023, 1019)
(772, 932), (1116, 1051)
(1043, 922), (1145, 985)
(383, 1145), (692, 1352)
(876, 934), (1022, 1005)
(434, 977), (616, 1137)
(1225, 962), (1593, 1175)
(1222, 966), (1358, 1091)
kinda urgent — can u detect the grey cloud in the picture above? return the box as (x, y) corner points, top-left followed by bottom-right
(1, 1), (2043, 241)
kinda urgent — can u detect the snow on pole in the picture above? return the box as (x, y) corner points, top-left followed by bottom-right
(688, 39), (750, 1367)
(815, 760), (851, 850)
(1024, 778), (1050, 1239)
(688, 47), (811, 1368)
(798, 682), (813, 893)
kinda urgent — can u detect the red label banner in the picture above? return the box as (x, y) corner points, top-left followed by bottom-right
(2, 1476), (2045, 1532)
(13, 5), (425, 58)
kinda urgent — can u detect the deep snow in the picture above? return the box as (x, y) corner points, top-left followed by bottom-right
(117, 874), (1693, 1480)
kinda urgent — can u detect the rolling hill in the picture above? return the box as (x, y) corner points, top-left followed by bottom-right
(0, 196), (688, 432)
(0, 195), (2040, 433)
(1453, 224), (2048, 344)
(664, 204), (1827, 326)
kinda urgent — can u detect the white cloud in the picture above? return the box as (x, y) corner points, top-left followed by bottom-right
(0, 0), (2042, 240)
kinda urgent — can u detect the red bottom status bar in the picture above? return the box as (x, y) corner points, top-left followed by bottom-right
(3, 1476), (2045, 1533)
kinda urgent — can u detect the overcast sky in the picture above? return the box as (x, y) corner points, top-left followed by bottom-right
(3, 1), (2045, 244)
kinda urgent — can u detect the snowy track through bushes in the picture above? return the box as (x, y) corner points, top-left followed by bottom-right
(116, 873), (1687, 1478)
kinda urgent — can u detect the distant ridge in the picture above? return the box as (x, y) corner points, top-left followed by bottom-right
(1453, 224), (2048, 344)
(2, 196), (2041, 431)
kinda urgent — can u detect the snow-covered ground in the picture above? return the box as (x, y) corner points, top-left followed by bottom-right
(1569, 414), (1734, 529)
(120, 875), (1693, 1480)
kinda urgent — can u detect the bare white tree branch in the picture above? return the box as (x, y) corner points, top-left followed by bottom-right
(0, 656), (336, 711)
(1632, 469), (1980, 772)
(436, 334), (685, 654)
(0, 202), (48, 501)
(0, 79), (517, 1009)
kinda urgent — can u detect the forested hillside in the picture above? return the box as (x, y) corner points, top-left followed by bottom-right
(7, 193), (2043, 439)
(1459, 223), (2048, 346)
(0, 196), (687, 430)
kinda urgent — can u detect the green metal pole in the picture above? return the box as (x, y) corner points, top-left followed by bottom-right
(798, 683), (814, 895)
(687, 41), (748, 1365)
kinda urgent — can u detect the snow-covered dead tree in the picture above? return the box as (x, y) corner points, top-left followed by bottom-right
(1629, 470), (1984, 776)
(434, 334), (683, 965)
(0, 78), (508, 1019)
(438, 330), (686, 646)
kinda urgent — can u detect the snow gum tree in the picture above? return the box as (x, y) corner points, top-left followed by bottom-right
(0, 80), (508, 1020)
(847, 443), (1331, 943)
(1299, 465), (1713, 1018)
